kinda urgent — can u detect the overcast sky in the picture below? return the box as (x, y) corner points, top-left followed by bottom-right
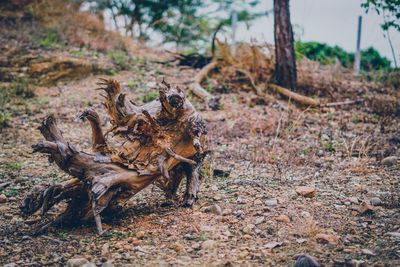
(235, 0), (399, 65)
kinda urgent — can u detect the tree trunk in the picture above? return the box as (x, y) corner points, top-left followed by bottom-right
(274, 0), (297, 90)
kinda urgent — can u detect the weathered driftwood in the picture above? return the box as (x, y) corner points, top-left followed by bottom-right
(21, 78), (207, 235)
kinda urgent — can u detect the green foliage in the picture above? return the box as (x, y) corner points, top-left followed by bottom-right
(6, 162), (23, 172)
(108, 50), (132, 70)
(36, 29), (60, 49)
(91, 0), (266, 50)
(361, 0), (400, 31)
(295, 41), (391, 71)
(323, 141), (335, 152)
(295, 41), (354, 68)
(360, 47), (392, 72)
(57, 230), (69, 241)
(4, 188), (18, 197)
(141, 91), (158, 103)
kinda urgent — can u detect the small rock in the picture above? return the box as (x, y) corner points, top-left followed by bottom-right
(234, 210), (245, 218)
(236, 196), (246, 204)
(191, 242), (201, 250)
(359, 201), (374, 215)
(136, 230), (145, 239)
(0, 194), (7, 204)
(265, 198), (278, 207)
(254, 216), (265, 225)
(173, 242), (185, 253)
(66, 258), (89, 267)
(316, 150), (324, 157)
(254, 199), (263, 205)
(82, 263), (96, 267)
(242, 234), (252, 240)
(101, 243), (109, 256)
(381, 156), (398, 167)
(295, 186), (316, 198)
(296, 238), (307, 244)
(121, 252), (131, 260)
(275, 214), (290, 223)
(301, 211), (311, 218)
(210, 204), (222, 215)
(387, 232), (400, 239)
(347, 197), (359, 205)
(369, 197), (382, 206)
(201, 240), (216, 250)
(238, 250), (249, 259)
(222, 230), (232, 237)
(294, 254), (320, 267)
(242, 224), (255, 234)
(222, 208), (232, 216)
(265, 241), (283, 249)
(212, 195), (222, 201)
(361, 248), (376, 256)
(101, 262), (114, 267)
(315, 233), (339, 245)
(11, 216), (23, 224)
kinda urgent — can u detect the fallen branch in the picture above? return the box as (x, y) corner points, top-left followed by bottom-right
(235, 68), (261, 95)
(322, 99), (363, 107)
(269, 83), (320, 107)
(189, 61), (219, 109)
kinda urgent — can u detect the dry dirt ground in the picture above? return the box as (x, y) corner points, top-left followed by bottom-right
(0, 58), (400, 267)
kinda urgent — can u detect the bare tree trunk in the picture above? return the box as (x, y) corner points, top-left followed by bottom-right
(273, 0), (297, 90)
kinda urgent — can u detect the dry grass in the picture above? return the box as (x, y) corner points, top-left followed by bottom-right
(213, 42), (275, 94)
(27, 0), (126, 51)
(212, 42), (389, 101)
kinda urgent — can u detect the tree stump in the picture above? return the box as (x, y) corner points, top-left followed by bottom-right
(20, 78), (208, 235)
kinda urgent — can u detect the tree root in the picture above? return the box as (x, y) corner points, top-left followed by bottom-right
(21, 78), (207, 235)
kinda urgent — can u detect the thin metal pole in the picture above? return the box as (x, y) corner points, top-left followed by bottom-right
(353, 16), (362, 74)
(231, 9), (238, 53)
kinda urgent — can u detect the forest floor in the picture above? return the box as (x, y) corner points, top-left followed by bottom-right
(1, 22), (400, 267)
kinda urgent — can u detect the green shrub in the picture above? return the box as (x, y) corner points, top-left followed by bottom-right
(108, 50), (131, 70)
(360, 47), (391, 72)
(37, 29), (60, 49)
(295, 41), (391, 71)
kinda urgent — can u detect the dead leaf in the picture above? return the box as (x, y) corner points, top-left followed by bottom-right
(315, 233), (339, 245)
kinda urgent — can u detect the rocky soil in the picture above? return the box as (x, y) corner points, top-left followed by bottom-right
(0, 44), (399, 267)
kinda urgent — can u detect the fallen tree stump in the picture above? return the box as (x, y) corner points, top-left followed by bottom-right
(21, 78), (208, 235)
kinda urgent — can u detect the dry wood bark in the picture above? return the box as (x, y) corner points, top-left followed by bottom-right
(21, 78), (207, 235)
